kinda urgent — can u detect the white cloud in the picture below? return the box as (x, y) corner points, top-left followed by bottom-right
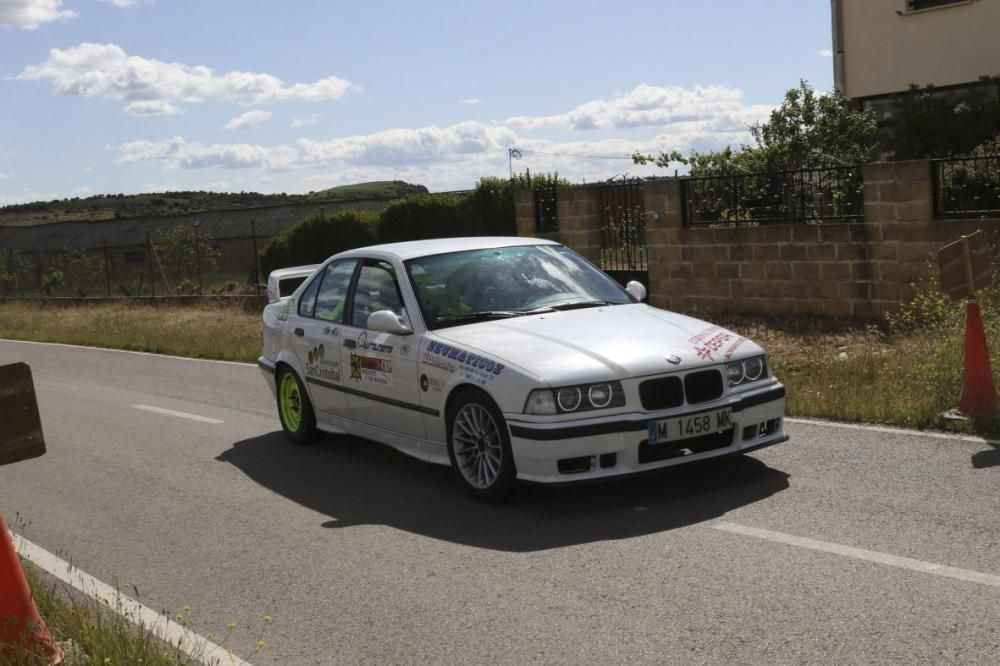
(290, 113), (321, 128)
(141, 182), (177, 192)
(506, 83), (771, 133)
(99, 0), (149, 8)
(72, 186), (93, 195)
(0, 172), (13, 180)
(0, 0), (75, 30)
(19, 43), (357, 114)
(818, 49), (833, 58)
(124, 100), (179, 115)
(224, 109), (273, 130)
(458, 97), (481, 105)
(0, 190), (57, 205)
(114, 83), (773, 190)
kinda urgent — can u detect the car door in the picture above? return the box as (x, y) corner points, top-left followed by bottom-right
(288, 258), (359, 416)
(338, 258), (425, 438)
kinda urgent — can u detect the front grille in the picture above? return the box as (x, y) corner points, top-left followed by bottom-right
(638, 429), (734, 464)
(684, 369), (723, 404)
(639, 376), (684, 410)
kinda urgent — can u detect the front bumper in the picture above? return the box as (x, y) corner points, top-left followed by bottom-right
(506, 383), (787, 484)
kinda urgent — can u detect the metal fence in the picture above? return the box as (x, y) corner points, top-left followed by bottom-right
(0, 225), (263, 298)
(932, 155), (1000, 218)
(533, 185), (559, 232)
(599, 177), (647, 272)
(680, 165), (864, 226)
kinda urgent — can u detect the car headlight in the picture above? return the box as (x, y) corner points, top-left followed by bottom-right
(725, 355), (768, 387)
(524, 381), (625, 414)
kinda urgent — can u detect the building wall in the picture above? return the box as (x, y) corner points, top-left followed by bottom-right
(836, 0), (1000, 99)
(515, 159), (1000, 320)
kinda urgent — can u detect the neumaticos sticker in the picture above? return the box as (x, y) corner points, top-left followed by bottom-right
(425, 341), (504, 385)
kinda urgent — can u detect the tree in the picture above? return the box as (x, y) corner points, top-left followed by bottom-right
(884, 79), (1000, 159)
(153, 225), (221, 291)
(634, 80), (878, 175)
(57, 248), (102, 296)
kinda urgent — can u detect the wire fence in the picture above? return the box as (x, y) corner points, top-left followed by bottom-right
(0, 224), (263, 298)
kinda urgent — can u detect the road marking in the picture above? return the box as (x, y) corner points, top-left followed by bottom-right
(713, 521), (1000, 588)
(0, 338), (256, 367)
(10, 529), (254, 666)
(132, 404), (224, 424)
(785, 416), (997, 446)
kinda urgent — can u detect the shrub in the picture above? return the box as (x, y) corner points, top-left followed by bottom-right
(259, 210), (376, 276)
(375, 194), (467, 244)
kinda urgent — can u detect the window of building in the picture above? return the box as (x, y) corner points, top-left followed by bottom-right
(905, 0), (968, 11)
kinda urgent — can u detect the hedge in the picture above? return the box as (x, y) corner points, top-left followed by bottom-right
(258, 177), (519, 275)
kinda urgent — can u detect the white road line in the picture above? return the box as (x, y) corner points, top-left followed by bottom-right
(713, 521), (1000, 588)
(10, 529), (254, 666)
(784, 416), (998, 446)
(0, 338), (256, 367)
(132, 404), (224, 424)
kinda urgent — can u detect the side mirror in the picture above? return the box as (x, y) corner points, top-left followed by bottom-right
(625, 281), (647, 302)
(367, 309), (413, 335)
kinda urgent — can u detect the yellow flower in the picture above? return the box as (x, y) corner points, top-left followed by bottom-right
(257, 640), (266, 649)
(227, 622), (236, 630)
(264, 615), (272, 623)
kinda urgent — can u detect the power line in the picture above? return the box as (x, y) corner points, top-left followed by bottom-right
(511, 147), (637, 161)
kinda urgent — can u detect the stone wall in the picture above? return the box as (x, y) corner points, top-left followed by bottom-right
(514, 159), (1000, 320)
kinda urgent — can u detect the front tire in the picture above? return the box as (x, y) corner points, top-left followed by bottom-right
(446, 389), (516, 501)
(276, 367), (321, 445)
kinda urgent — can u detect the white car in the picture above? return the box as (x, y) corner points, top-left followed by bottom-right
(258, 237), (787, 500)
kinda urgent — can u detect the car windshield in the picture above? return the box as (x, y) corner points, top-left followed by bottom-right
(405, 244), (632, 329)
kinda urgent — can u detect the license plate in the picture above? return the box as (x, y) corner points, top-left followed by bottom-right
(647, 408), (732, 445)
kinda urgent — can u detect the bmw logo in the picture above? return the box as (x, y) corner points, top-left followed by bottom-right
(420, 374), (429, 392)
(666, 355), (681, 365)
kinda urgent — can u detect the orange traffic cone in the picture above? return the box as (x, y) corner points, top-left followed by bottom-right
(958, 299), (1000, 416)
(0, 514), (62, 664)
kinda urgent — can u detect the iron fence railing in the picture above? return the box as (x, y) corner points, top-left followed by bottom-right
(599, 177), (647, 271)
(932, 155), (1000, 218)
(533, 185), (559, 232)
(680, 165), (864, 226)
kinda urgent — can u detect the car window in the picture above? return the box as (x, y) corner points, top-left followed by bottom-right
(297, 274), (322, 317)
(350, 260), (404, 329)
(405, 244), (629, 328)
(314, 260), (358, 322)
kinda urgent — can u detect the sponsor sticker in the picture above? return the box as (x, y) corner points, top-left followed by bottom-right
(688, 327), (741, 362)
(419, 373), (445, 393)
(357, 331), (393, 355)
(424, 341), (504, 386)
(350, 353), (393, 386)
(305, 343), (341, 382)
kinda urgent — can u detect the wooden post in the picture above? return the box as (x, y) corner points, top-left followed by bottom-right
(250, 217), (260, 296)
(102, 239), (112, 297)
(147, 232), (155, 297)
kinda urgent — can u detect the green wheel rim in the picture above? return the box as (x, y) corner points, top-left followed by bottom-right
(279, 373), (303, 432)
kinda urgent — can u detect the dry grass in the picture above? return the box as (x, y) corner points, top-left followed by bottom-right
(0, 302), (260, 363)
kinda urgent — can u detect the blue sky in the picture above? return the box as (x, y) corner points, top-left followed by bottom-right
(0, 0), (835, 204)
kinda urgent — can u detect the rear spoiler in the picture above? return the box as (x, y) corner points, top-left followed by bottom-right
(266, 264), (320, 303)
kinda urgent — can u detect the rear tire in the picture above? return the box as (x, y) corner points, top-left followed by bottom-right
(276, 367), (321, 445)
(446, 388), (516, 502)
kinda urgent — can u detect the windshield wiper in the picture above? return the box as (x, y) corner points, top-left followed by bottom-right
(548, 300), (623, 311)
(434, 307), (555, 327)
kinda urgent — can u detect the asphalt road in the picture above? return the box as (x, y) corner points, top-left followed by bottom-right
(2, 339), (999, 664)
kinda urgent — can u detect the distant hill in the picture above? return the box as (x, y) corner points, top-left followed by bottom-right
(0, 180), (429, 226)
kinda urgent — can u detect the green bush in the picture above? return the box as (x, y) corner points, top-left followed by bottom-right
(375, 194), (467, 244)
(259, 178), (520, 274)
(259, 210), (376, 276)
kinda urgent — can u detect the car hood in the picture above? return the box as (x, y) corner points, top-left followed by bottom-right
(431, 303), (763, 384)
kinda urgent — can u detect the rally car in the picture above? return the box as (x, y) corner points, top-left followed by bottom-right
(258, 237), (787, 500)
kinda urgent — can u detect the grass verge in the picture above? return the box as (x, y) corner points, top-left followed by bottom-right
(1, 291), (998, 436)
(3, 563), (267, 665)
(0, 302), (259, 363)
